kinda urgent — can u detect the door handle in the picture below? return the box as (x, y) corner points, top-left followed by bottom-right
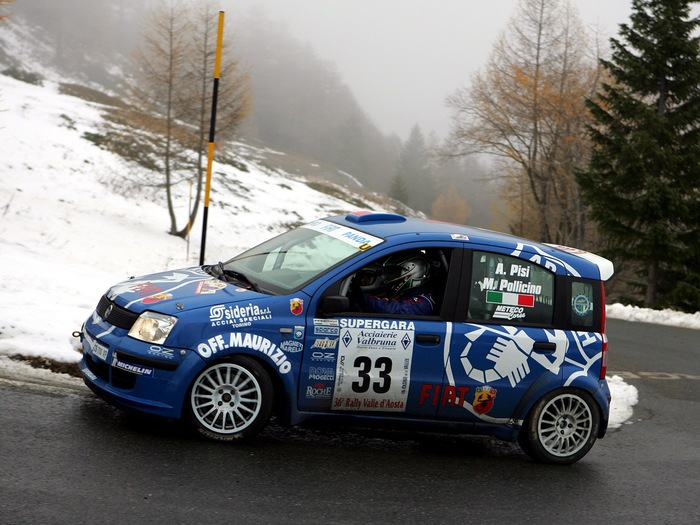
(416, 334), (441, 344)
(533, 341), (557, 353)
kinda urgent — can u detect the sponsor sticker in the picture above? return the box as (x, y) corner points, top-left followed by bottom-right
(280, 340), (303, 353)
(148, 345), (175, 360)
(303, 220), (384, 250)
(473, 386), (497, 415)
(196, 280), (227, 294)
(419, 383), (471, 407)
(572, 293), (592, 316)
(311, 337), (338, 350)
(197, 332), (292, 374)
(309, 366), (335, 381)
(112, 356), (154, 377)
(492, 305), (527, 320)
(314, 318), (340, 336)
(332, 320), (414, 412)
(130, 282), (163, 297)
(290, 298), (304, 316)
(209, 303), (273, 327)
(306, 383), (332, 399)
(142, 293), (172, 304)
(80, 363), (97, 381)
(310, 351), (335, 363)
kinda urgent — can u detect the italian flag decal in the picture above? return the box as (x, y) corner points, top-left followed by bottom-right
(486, 290), (535, 307)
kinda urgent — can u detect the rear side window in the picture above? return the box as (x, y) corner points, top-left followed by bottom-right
(570, 281), (595, 329)
(467, 251), (554, 325)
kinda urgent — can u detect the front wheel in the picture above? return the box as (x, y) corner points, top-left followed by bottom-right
(187, 356), (273, 441)
(519, 389), (600, 465)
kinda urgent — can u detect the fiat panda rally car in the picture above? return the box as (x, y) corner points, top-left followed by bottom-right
(78, 211), (614, 464)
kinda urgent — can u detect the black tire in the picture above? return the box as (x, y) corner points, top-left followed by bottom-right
(519, 388), (600, 465)
(187, 356), (273, 441)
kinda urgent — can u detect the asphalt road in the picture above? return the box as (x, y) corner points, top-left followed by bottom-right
(0, 318), (698, 524)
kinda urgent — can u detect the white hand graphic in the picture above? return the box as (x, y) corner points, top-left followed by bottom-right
(487, 336), (531, 387)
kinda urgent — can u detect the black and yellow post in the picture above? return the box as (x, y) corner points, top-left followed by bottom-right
(199, 10), (225, 266)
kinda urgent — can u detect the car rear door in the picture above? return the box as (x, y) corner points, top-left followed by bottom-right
(438, 248), (567, 424)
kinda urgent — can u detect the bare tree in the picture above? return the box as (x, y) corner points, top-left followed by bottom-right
(0, 0), (14, 22)
(444, 0), (598, 244)
(431, 186), (471, 224)
(130, 0), (250, 238)
(174, 3), (250, 238)
(131, 0), (191, 235)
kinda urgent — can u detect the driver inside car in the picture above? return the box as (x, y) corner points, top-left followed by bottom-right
(352, 252), (435, 316)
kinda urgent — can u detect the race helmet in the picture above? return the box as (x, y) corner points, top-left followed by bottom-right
(358, 253), (430, 295)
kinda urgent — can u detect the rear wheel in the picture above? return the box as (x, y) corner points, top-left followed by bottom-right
(187, 356), (273, 441)
(519, 389), (600, 465)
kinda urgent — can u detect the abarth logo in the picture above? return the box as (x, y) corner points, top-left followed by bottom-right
(290, 298), (304, 315)
(473, 386), (497, 414)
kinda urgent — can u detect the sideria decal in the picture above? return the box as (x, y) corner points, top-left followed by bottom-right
(209, 303), (272, 327)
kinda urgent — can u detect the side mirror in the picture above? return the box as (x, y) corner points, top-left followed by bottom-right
(320, 295), (350, 314)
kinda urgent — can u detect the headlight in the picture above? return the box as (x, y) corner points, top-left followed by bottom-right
(128, 311), (177, 344)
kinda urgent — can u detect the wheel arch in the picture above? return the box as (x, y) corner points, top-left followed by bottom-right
(518, 386), (603, 464)
(190, 350), (295, 425)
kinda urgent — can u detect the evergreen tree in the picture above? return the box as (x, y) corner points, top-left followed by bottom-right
(389, 173), (409, 206)
(577, 0), (700, 310)
(395, 125), (435, 214)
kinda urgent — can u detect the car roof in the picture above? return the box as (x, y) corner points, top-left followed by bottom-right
(324, 211), (614, 281)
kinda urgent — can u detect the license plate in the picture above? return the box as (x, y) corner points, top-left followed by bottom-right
(87, 334), (109, 361)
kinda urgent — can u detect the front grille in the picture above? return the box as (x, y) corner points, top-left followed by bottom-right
(111, 367), (137, 390)
(96, 295), (139, 330)
(84, 354), (109, 382)
(84, 353), (137, 390)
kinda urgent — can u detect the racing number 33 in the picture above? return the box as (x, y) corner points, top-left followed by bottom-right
(352, 356), (392, 394)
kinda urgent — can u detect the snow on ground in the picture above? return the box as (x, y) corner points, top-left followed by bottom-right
(3, 72), (697, 429)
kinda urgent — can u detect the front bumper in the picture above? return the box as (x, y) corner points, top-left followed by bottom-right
(80, 324), (204, 419)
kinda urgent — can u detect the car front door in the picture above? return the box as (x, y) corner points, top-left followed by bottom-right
(298, 246), (460, 419)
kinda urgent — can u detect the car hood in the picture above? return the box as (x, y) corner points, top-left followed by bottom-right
(104, 267), (261, 314)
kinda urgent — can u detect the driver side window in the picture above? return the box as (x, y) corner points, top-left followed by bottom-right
(322, 248), (451, 318)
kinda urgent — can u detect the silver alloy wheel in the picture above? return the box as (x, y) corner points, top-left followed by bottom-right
(536, 393), (594, 457)
(190, 362), (263, 435)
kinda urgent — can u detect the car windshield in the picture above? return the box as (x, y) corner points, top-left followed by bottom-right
(213, 219), (384, 294)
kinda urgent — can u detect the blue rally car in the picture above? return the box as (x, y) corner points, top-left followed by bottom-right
(79, 211), (615, 464)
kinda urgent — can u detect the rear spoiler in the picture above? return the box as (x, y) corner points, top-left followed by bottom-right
(544, 244), (615, 281)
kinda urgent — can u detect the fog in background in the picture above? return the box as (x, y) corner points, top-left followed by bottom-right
(224, 0), (634, 140)
(6, 0), (637, 142)
(0, 0), (647, 227)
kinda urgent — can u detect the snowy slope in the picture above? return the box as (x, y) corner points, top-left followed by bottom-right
(0, 72), (386, 363)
